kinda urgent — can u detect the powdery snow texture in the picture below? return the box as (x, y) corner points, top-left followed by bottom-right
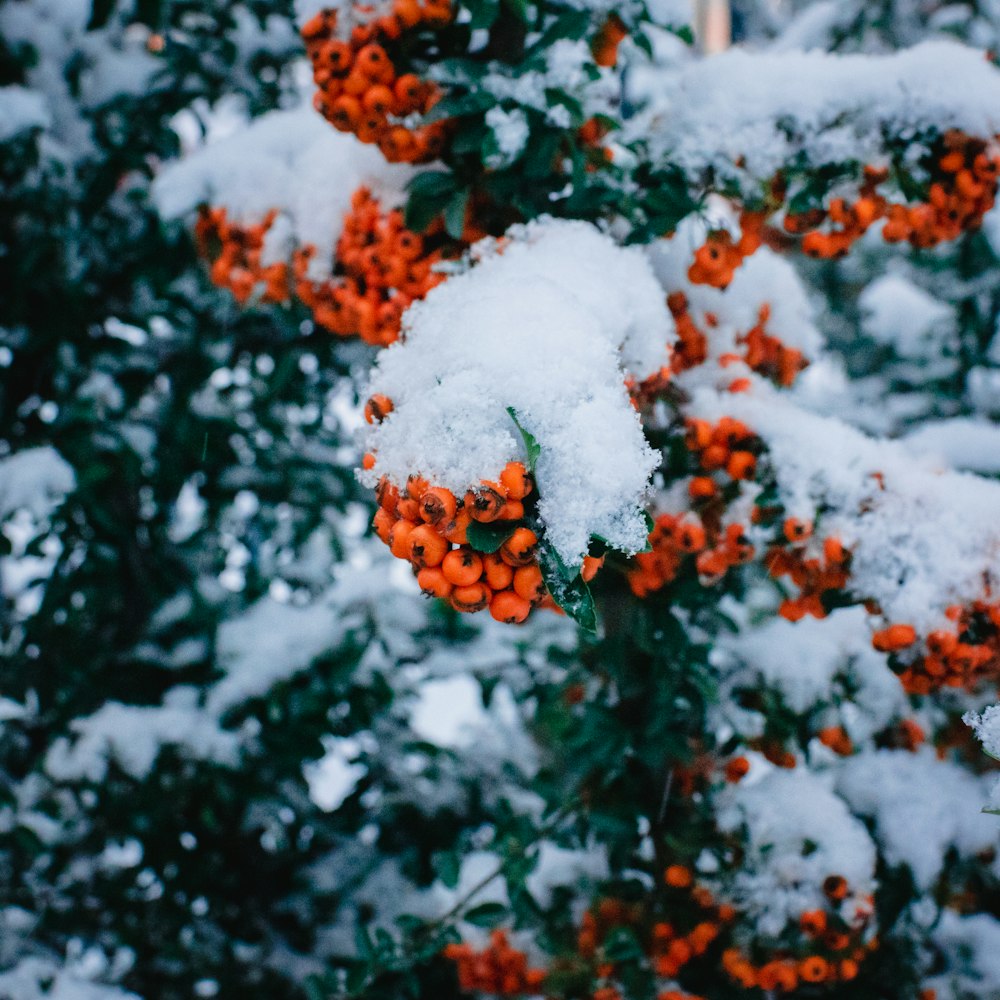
(361, 219), (673, 566)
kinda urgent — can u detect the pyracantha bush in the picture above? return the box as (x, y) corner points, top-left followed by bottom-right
(7, 1), (1000, 999)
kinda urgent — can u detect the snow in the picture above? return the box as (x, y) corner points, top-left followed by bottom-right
(688, 386), (1000, 631)
(645, 41), (1000, 190)
(45, 689), (241, 783)
(722, 608), (888, 716)
(0, 447), (74, 521)
(0, 958), (139, 1000)
(0, 85), (51, 141)
(646, 230), (823, 358)
(903, 418), (1000, 475)
(715, 769), (877, 939)
(837, 749), (999, 890)
(154, 107), (412, 276)
(930, 911), (1000, 999)
(362, 218), (672, 566)
(859, 274), (955, 360)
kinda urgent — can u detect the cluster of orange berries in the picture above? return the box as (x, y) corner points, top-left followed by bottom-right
(628, 514), (754, 597)
(788, 135), (1000, 258)
(685, 416), (760, 483)
(687, 211), (765, 289)
(197, 189), (451, 346)
(737, 303), (806, 387)
(722, 881), (874, 992)
(765, 529), (851, 623)
(872, 599), (1000, 695)
(366, 423), (601, 621)
(443, 931), (546, 995)
(302, 5), (450, 163)
(295, 187), (450, 345)
(195, 207), (290, 306)
(789, 165), (890, 260)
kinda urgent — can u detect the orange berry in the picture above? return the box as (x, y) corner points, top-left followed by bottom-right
(362, 452), (376, 470)
(417, 566), (452, 599)
(823, 875), (848, 901)
(490, 589), (531, 623)
(581, 554), (604, 583)
(500, 528), (538, 567)
(783, 517), (812, 543)
(451, 582), (491, 613)
(483, 552), (514, 590)
(689, 476), (717, 499)
(407, 524), (449, 568)
(799, 956), (830, 983)
(470, 481), (507, 522)
(664, 865), (692, 888)
(419, 487), (457, 526)
(364, 393), (393, 423)
(388, 519), (418, 560)
(442, 549), (484, 586)
(872, 623), (917, 652)
(500, 461), (533, 500)
(800, 909), (827, 936)
(726, 450), (757, 480)
(724, 756), (750, 783)
(513, 564), (546, 604)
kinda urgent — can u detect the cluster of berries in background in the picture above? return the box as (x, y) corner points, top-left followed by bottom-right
(873, 600), (1000, 695)
(302, 4), (451, 163)
(196, 188), (460, 346)
(684, 131), (1000, 288)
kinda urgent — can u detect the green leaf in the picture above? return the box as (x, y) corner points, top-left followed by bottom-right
(506, 407), (540, 472)
(602, 926), (644, 962)
(467, 0), (501, 30)
(433, 851), (462, 889)
(537, 540), (598, 634)
(405, 171), (457, 232)
(466, 519), (520, 554)
(464, 901), (509, 927)
(502, 0), (529, 23)
(444, 188), (470, 240)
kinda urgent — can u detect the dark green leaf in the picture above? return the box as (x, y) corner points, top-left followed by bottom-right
(464, 901), (509, 927)
(444, 188), (470, 240)
(466, 518), (520, 553)
(537, 540), (597, 634)
(506, 407), (541, 472)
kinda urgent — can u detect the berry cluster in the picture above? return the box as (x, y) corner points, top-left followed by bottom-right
(302, 6), (451, 163)
(443, 931), (546, 994)
(628, 514), (754, 597)
(721, 877), (874, 992)
(687, 211), (765, 289)
(765, 532), (851, 623)
(874, 600), (1000, 695)
(295, 187), (453, 345)
(737, 303), (807, 387)
(196, 189), (454, 346)
(194, 207), (289, 306)
(367, 422), (601, 621)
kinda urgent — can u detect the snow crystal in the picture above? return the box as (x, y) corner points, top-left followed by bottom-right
(0, 85), (50, 141)
(154, 107), (412, 275)
(645, 41), (1000, 187)
(837, 749), (999, 890)
(688, 386), (1000, 630)
(362, 218), (672, 566)
(716, 769), (877, 939)
(966, 704), (1000, 761)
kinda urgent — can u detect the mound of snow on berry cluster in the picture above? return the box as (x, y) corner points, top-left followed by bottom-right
(361, 218), (673, 566)
(154, 107), (411, 277)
